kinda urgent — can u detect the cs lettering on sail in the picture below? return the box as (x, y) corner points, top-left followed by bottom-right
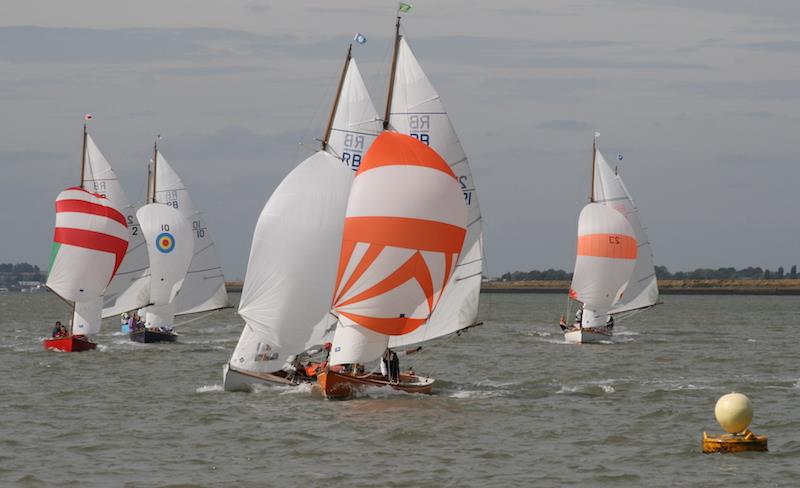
(342, 133), (365, 171)
(409, 114), (430, 146)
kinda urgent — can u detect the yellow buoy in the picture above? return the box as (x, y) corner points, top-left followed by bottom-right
(703, 392), (767, 453)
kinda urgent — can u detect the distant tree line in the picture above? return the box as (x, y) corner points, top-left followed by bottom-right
(0, 262), (44, 287)
(499, 265), (799, 281)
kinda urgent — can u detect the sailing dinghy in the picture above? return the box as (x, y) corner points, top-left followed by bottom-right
(223, 44), (380, 391)
(44, 125), (129, 352)
(561, 136), (658, 343)
(317, 130), (467, 399)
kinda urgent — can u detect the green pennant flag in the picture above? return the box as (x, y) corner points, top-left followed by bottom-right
(398, 2), (412, 13)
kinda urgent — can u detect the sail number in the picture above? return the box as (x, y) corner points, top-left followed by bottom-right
(161, 224), (170, 231)
(163, 190), (179, 209)
(609, 235), (621, 244)
(409, 115), (430, 146)
(127, 215), (139, 236)
(192, 220), (207, 238)
(459, 175), (473, 205)
(90, 181), (107, 196)
(342, 133), (366, 171)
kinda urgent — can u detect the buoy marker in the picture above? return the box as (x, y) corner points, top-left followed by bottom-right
(702, 392), (767, 453)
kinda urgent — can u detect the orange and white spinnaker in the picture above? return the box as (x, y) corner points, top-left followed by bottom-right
(330, 131), (467, 365)
(46, 187), (129, 305)
(569, 202), (637, 328)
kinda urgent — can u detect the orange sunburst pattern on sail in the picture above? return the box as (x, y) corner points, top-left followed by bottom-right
(332, 132), (467, 336)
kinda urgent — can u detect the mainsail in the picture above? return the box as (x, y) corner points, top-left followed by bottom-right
(82, 135), (152, 318)
(136, 203), (194, 326)
(592, 149), (658, 314)
(47, 187), (129, 333)
(385, 36), (484, 348)
(569, 203), (637, 328)
(329, 131), (467, 365)
(233, 151), (353, 373)
(153, 151), (229, 315)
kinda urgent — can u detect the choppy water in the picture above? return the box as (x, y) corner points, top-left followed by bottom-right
(1, 292), (798, 487)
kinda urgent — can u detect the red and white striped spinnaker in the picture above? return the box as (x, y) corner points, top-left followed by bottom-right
(329, 132), (467, 365)
(46, 187), (129, 306)
(569, 202), (637, 328)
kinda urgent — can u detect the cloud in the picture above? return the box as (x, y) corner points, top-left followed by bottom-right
(538, 120), (593, 131)
(737, 41), (800, 53)
(670, 80), (800, 100)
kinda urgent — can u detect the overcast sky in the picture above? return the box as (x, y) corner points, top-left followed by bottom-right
(2, 1), (799, 279)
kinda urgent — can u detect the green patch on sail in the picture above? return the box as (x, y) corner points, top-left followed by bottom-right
(48, 242), (61, 272)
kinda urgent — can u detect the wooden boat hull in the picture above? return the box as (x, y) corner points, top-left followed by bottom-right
(316, 369), (434, 399)
(129, 329), (178, 343)
(222, 363), (298, 392)
(564, 326), (612, 344)
(43, 335), (97, 352)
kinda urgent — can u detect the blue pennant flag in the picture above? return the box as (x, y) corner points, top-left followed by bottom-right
(353, 32), (367, 45)
(617, 154), (623, 161)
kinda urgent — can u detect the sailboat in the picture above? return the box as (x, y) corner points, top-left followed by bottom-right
(43, 124), (130, 352)
(317, 130), (468, 399)
(223, 45), (381, 392)
(316, 18), (485, 399)
(130, 140), (196, 343)
(562, 135), (659, 343)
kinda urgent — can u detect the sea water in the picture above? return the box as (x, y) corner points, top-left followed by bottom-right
(1, 292), (798, 487)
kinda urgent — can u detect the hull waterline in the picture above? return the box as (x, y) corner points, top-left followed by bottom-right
(563, 326), (612, 344)
(43, 335), (97, 352)
(316, 369), (434, 399)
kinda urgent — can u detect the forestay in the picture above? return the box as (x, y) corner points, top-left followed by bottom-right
(154, 152), (229, 315)
(386, 37), (483, 348)
(233, 151), (352, 373)
(592, 150), (658, 314)
(330, 132), (467, 365)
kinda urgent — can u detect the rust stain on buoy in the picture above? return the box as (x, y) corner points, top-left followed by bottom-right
(702, 430), (768, 453)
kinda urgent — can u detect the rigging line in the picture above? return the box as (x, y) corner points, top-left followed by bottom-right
(172, 308), (224, 328)
(455, 271), (482, 282)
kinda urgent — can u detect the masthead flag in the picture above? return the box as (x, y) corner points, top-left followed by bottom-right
(84, 114), (93, 121)
(354, 33), (367, 45)
(398, 2), (412, 13)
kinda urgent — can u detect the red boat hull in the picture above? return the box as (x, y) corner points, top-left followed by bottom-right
(43, 335), (97, 352)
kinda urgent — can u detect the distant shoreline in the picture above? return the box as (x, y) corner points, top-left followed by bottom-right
(222, 280), (800, 295)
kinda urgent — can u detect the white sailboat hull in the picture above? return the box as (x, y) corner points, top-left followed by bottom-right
(564, 327), (612, 344)
(222, 363), (295, 392)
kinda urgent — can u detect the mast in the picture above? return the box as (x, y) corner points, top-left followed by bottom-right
(150, 137), (159, 204)
(80, 124), (88, 189)
(322, 44), (353, 151)
(383, 16), (402, 130)
(590, 136), (597, 203)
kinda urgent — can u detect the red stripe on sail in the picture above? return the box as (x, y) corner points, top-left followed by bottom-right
(356, 131), (456, 180)
(56, 199), (127, 227)
(343, 216), (466, 254)
(53, 227), (128, 281)
(338, 312), (427, 336)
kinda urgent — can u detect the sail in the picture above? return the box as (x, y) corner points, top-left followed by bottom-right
(136, 203), (194, 306)
(73, 299), (102, 336)
(233, 151), (352, 373)
(80, 136), (151, 318)
(330, 132), (467, 365)
(386, 37), (484, 348)
(154, 152), (229, 315)
(46, 187), (129, 303)
(326, 58), (382, 171)
(593, 150), (659, 314)
(570, 203), (637, 326)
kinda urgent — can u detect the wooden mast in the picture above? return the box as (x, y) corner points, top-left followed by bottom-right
(80, 124), (88, 189)
(322, 44), (353, 151)
(590, 136), (597, 203)
(383, 16), (402, 130)
(150, 137), (159, 204)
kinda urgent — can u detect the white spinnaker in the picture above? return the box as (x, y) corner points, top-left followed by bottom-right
(154, 152), (229, 315)
(593, 150), (659, 315)
(136, 203), (194, 306)
(570, 203), (637, 325)
(387, 37), (483, 348)
(233, 151), (352, 373)
(83, 135), (151, 318)
(326, 58), (382, 171)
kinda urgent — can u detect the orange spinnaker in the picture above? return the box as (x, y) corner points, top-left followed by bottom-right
(355, 131), (457, 180)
